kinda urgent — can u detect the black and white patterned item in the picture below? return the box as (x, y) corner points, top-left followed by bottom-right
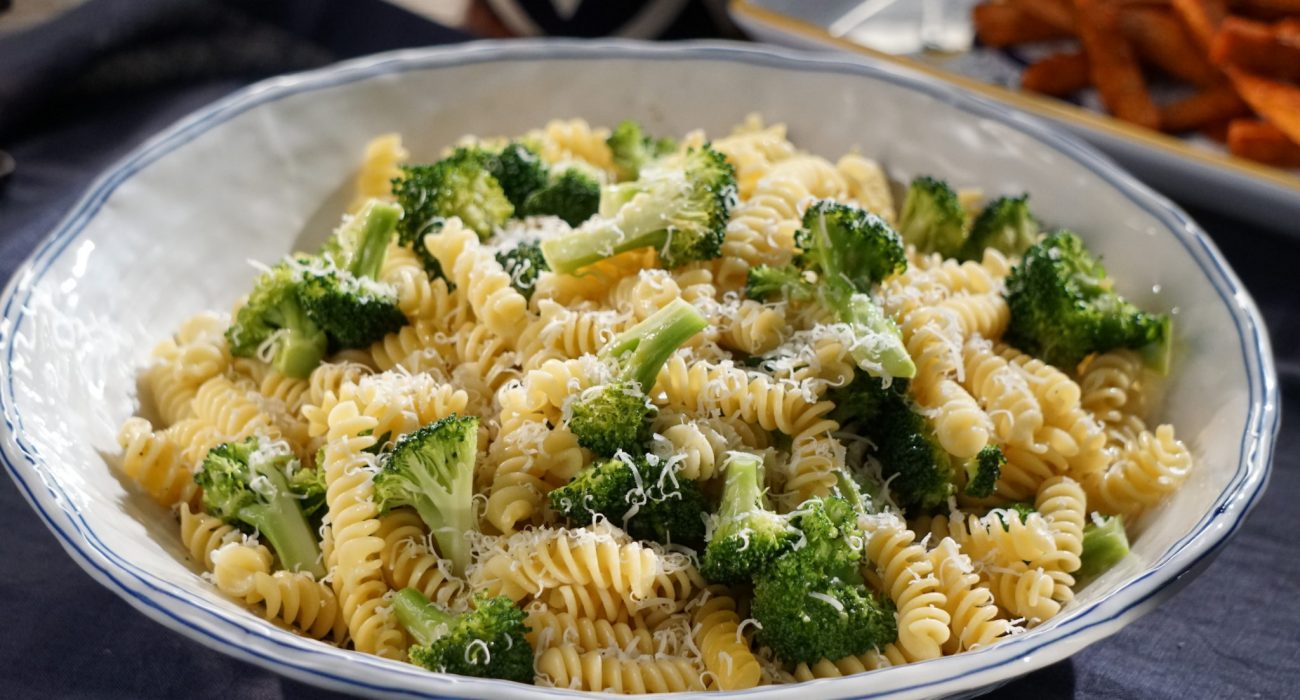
(485, 0), (691, 37)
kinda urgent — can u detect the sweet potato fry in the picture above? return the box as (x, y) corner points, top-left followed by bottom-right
(1021, 52), (1093, 96)
(1227, 67), (1300, 147)
(1160, 84), (1251, 131)
(1170, 0), (1228, 50)
(974, 3), (1074, 46)
(1075, 0), (1161, 128)
(1121, 7), (1221, 85)
(1008, 0), (1077, 33)
(1227, 119), (1300, 167)
(1211, 16), (1300, 83)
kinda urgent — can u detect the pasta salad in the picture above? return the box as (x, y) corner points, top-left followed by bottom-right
(116, 116), (1191, 691)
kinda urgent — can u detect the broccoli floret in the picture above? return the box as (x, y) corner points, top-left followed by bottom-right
(195, 436), (324, 577)
(540, 146), (735, 274)
(484, 142), (549, 210)
(393, 589), (533, 684)
(393, 149), (514, 249)
(318, 199), (400, 275)
(745, 264), (814, 303)
(700, 452), (796, 583)
(567, 299), (707, 456)
(825, 373), (951, 512)
(746, 202), (914, 380)
(296, 273), (406, 350)
(1077, 514), (1130, 581)
(295, 200), (407, 350)
(962, 445), (1005, 499)
(798, 200), (907, 291)
(288, 464), (328, 524)
(548, 454), (709, 547)
(959, 195), (1039, 261)
(607, 119), (677, 182)
(226, 263), (328, 379)
(751, 497), (897, 664)
(828, 373), (910, 430)
(522, 168), (600, 226)
(898, 175), (968, 258)
(872, 395), (955, 513)
(373, 415), (478, 576)
(1005, 231), (1171, 371)
(495, 239), (549, 301)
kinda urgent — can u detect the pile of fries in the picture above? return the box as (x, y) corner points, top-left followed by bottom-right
(974, 0), (1300, 168)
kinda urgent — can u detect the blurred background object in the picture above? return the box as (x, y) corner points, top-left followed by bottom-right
(390, 0), (738, 37)
(0, 0), (84, 36)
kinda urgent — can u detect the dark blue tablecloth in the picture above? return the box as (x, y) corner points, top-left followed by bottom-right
(1, 2), (1297, 698)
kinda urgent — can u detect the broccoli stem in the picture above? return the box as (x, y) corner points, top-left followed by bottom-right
(348, 201), (402, 280)
(540, 221), (672, 275)
(272, 297), (328, 379)
(718, 453), (765, 522)
(1141, 316), (1174, 376)
(603, 298), (708, 390)
(841, 294), (917, 379)
(393, 588), (452, 647)
(1077, 515), (1130, 581)
(413, 495), (472, 577)
(240, 498), (325, 579)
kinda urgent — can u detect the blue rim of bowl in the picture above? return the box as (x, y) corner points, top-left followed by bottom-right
(0, 39), (1279, 699)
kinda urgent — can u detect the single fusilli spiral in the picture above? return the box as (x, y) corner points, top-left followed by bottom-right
(523, 118), (616, 173)
(962, 337), (1044, 448)
(350, 133), (406, 210)
(692, 586), (762, 691)
(192, 375), (276, 442)
(654, 357), (838, 440)
(1085, 424), (1192, 519)
(541, 583), (638, 623)
(986, 561), (1059, 623)
(606, 269), (685, 322)
(320, 399), (406, 658)
(471, 526), (660, 605)
(368, 320), (455, 376)
(536, 646), (707, 692)
(423, 218), (529, 344)
(836, 152), (895, 223)
(1079, 349), (1152, 436)
(711, 116), (797, 200)
(518, 300), (632, 371)
(865, 517), (951, 662)
(210, 541), (346, 641)
(715, 299), (788, 356)
(117, 417), (199, 508)
(178, 503), (243, 570)
(777, 433), (845, 507)
(526, 607), (656, 655)
(1033, 476), (1086, 604)
(928, 537), (1015, 652)
(375, 509), (465, 608)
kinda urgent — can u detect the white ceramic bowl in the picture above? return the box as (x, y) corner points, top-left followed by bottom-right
(0, 40), (1278, 699)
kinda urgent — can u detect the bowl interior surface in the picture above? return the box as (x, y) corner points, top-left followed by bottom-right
(0, 41), (1275, 699)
